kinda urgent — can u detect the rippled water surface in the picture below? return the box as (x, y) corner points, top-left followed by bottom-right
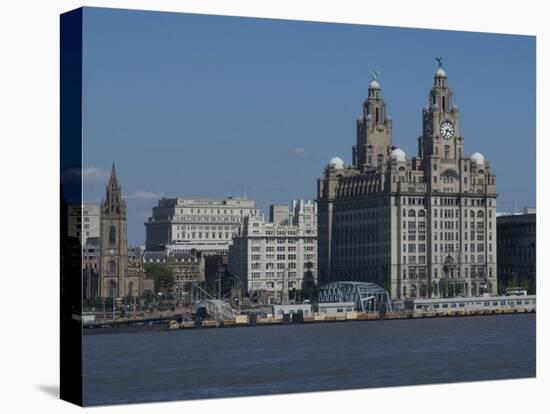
(83, 314), (536, 406)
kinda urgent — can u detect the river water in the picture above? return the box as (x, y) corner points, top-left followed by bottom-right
(82, 314), (536, 406)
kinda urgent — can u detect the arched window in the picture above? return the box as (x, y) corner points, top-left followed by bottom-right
(470, 211), (475, 218)
(109, 226), (116, 244)
(408, 209), (416, 217)
(128, 281), (134, 298)
(418, 210), (426, 217)
(477, 211), (484, 219)
(108, 260), (116, 273)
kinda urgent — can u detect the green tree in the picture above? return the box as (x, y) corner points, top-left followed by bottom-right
(144, 264), (175, 294)
(142, 289), (154, 304)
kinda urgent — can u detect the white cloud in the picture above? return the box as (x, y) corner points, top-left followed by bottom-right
(125, 190), (163, 200)
(291, 147), (308, 158)
(82, 167), (110, 182)
(61, 166), (110, 184)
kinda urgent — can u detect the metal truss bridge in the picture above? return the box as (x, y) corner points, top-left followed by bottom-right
(318, 281), (393, 312)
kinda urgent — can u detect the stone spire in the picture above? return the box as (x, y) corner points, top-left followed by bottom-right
(109, 162), (118, 186)
(102, 163), (126, 218)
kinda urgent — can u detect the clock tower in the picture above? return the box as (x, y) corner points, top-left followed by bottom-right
(99, 163), (128, 298)
(353, 70), (393, 170)
(421, 61), (464, 166)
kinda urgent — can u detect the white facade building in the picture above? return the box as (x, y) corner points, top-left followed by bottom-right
(145, 197), (260, 254)
(228, 200), (318, 302)
(67, 203), (100, 247)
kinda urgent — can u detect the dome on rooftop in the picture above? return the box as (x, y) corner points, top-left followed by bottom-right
(329, 157), (345, 170)
(369, 79), (381, 90)
(470, 152), (485, 165)
(436, 67), (446, 77)
(390, 148), (407, 162)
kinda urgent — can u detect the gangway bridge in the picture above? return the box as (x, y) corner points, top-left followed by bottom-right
(189, 281), (239, 320)
(192, 299), (238, 320)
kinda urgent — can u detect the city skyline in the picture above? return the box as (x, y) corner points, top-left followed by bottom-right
(81, 7), (536, 244)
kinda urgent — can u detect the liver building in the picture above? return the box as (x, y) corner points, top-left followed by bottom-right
(317, 62), (497, 299)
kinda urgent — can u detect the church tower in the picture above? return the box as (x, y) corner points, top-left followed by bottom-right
(99, 164), (128, 298)
(353, 71), (393, 170)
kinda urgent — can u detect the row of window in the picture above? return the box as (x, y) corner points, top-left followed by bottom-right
(402, 208), (491, 219)
(250, 281), (299, 290)
(400, 197), (493, 207)
(177, 232), (233, 240)
(176, 208), (257, 215)
(251, 254), (299, 260)
(250, 271), (300, 279)
(252, 262), (297, 270)
(404, 244), (426, 253)
(404, 232), (427, 241)
(403, 266), (493, 279)
(172, 215), (243, 222)
(245, 256), (316, 266)
(248, 238), (316, 244)
(176, 224), (236, 231)
(402, 254), (491, 265)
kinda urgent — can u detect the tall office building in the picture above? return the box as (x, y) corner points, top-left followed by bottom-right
(228, 200), (317, 302)
(497, 209), (536, 293)
(317, 64), (497, 299)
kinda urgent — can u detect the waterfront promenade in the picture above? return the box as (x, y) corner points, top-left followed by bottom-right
(82, 298), (535, 333)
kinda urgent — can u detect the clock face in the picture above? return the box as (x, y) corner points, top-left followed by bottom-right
(440, 121), (454, 140)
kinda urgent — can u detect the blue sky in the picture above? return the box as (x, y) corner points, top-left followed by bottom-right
(81, 7), (536, 245)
